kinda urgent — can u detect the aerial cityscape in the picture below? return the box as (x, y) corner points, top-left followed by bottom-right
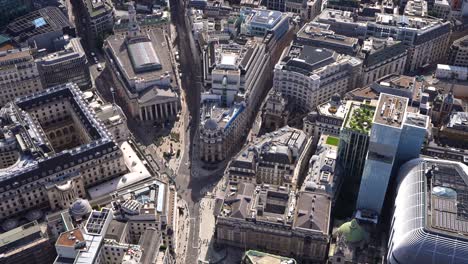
(0, 0), (466, 263)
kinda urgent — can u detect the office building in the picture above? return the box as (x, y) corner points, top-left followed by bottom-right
(404, 0), (428, 16)
(109, 182), (178, 250)
(435, 64), (468, 80)
(77, 0), (114, 43)
(337, 100), (376, 210)
(5, 6), (74, 46)
(438, 112), (468, 146)
(273, 44), (362, 112)
(432, 0), (451, 19)
(284, 0), (322, 20)
(295, 22), (360, 56)
(326, 0), (359, 11)
(356, 93), (428, 220)
(358, 37), (407, 87)
(448, 35), (468, 67)
(105, 4), (179, 122)
(365, 14), (451, 72)
(0, 221), (56, 264)
(36, 37), (92, 90)
(266, 0), (286, 11)
(303, 94), (347, 138)
(0, 83), (127, 221)
(314, 9), (367, 38)
(388, 158), (468, 264)
(303, 133), (341, 203)
(226, 126), (308, 188)
(0, 48), (43, 107)
(199, 30), (290, 162)
(54, 208), (113, 263)
(216, 182), (331, 263)
(240, 8), (290, 39)
(346, 74), (426, 104)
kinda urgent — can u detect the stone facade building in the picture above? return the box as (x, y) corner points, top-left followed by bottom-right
(0, 48), (43, 107)
(36, 37), (92, 90)
(216, 182), (330, 263)
(273, 44), (362, 112)
(0, 83), (126, 221)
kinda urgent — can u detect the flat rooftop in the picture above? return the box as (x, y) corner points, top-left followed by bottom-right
(297, 22), (358, 47)
(250, 10), (282, 28)
(374, 93), (408, 128)
(56, 229), (85, 247)
(244, 250), (297, 264)
(404, 112), (429, 128)
(317, 98), (348, 120)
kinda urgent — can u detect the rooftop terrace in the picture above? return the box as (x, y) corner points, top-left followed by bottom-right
(374, 93), (408, 128)
(344, 102), (376, 134)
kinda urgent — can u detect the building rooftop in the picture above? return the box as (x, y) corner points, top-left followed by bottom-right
(303, 134), (340, 198)
(374, 93), (408, 128)
(245, 9), (282, 28)
(106, 27), (174, 93)
(343, 101), (376, 134)
(296, 22), (359, 54)
(317, 95), (348, 120)
(5, 6), (73, 45)
(391, 159), (468, 264)
(0, 221), (45, 253)
(280, 44), (337, 76)
(404, 112), (429, 128)
(243, 250), (297, 264)
(316, 9), (358, 24)
(447, 112), (468, 132)
(372, 13), (450, 35)
(0, 83), (117, 188)
(82, 0), (113, 18)
(201, 102), (245, 132)
(220, 182), (331, 235)
(56, 229), (85, 247)
(359, 38), (407, 67)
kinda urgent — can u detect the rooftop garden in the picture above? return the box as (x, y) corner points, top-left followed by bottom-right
(326, 136), (340, 146)
(347, 105), (375, 134)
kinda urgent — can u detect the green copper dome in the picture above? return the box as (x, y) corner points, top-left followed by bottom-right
(337, 219), (367, 243)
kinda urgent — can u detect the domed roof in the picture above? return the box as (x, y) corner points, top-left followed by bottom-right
(337, 219), (367, 243)
(2, 218), (18, 231)
(204, 119), (218, 131)
(25, 209), (43, 222)
(70, 199), (92, 218)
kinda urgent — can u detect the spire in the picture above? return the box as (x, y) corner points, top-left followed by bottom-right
(127, 2), (140, 38)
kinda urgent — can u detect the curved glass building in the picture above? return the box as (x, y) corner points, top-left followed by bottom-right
(388, 158), (468, 264)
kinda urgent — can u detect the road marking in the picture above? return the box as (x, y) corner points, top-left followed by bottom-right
(189, 218), (200, 249)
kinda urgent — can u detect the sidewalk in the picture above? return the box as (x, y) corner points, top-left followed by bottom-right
(197, 177), (228, 263)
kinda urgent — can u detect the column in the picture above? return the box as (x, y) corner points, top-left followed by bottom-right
(172, 101), (177, 115)
(157, 104), (162, 119)
(141, 107), (146, 121)
(145, 106), (151, 121)
(167, 102), (174, 116)
(163, 103), (168, 118)
(139, 107), (144, 121)
(152, 104), (158, 120)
